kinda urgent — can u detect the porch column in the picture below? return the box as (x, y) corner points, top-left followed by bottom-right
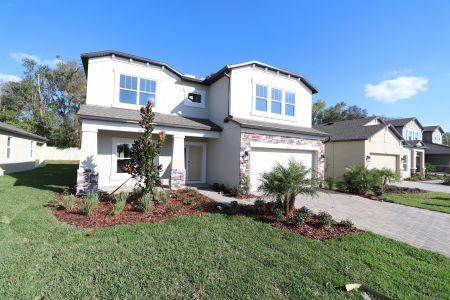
(420, 151), (426, 176)
(76, 129), (99, 195)
(411, 150), (417, 176)
(170, 134), (185, 189)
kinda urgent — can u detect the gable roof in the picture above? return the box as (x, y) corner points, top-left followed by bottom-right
(228, 117), (329, 138)
(0, 122), (47, 143)
(423, 125), (445, 134)
(77, 105), (222, 132)
(423, 142), (450, 155)
(80, 50), (318, 94)
(314, 117), (404, 142)
(387, 117), (424, 130)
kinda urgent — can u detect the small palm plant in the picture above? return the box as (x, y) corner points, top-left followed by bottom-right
(258, 160), (320, 218)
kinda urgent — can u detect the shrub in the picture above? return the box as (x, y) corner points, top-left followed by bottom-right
(241, 175), (251, 195)
(140, 192), (154, 213)
(425, 163), (437, 175)
(80, 193), (99, 216)
(168, 205), (180, 213)
(156, 190), (169, 205)
(318, 211), (333, 228)
(254, 199), (266, 215)
(272, 208), (286, 222)
(299, 206), (312, 216)
(325, 177), (335, 190)
(229, 201), (239, 214)
(229, 186), (245, 197)
(293, 212), (307, 227)
(193, 203), (204, 211)
(182, 198), (193, 205)
(342, 165), (380, 195)
(339, 219), (353, 228)
(212, 182), (221, 191)
(111, 192), (127, 216)
(443, 177), (450, 186)
(63, 195), (76, 210)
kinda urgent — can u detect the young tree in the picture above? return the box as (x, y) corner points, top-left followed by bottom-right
(125, 102), (166, 193)
(258, 160), (320, 218)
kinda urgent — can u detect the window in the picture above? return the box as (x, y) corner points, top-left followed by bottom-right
(6, 137), (12, 159)
(188, 93), (202, 103)
(119, 75), (138, 104)
(116, 143), (132, 173)
(271, 88), (282, 114)
(255, 84), (268, 111)
(139, 78), (156, 106)
(285, 92), (295, 116)
(414, 131), (419, 140)
(30, 141), (34, 158)
(402, 155), (408, 171)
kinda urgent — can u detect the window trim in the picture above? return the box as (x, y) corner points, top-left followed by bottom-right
(284, 90), (296, 117)
(6, 136), (12, 160)
(252, 82), (297, 121)
(116, 73), (158, 109)
(110, 138), (134, 181)
(270, 87), (282, 114)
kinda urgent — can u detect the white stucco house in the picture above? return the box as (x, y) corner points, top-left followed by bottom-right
(76, 50), (328, 193)
(0, 122), (47, 175)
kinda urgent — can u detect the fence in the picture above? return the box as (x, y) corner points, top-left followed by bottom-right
(37, 146), (81, 162)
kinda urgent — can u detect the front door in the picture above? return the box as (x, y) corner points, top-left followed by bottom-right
(185, 145), (204, 182)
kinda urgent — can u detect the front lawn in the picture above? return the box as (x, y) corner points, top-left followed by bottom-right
(385, 192), (450, 214)
(0, 165), (449, 299)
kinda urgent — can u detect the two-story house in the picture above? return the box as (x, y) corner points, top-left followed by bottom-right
(76, 51), (328, 194)
(422, 125), (450, 172)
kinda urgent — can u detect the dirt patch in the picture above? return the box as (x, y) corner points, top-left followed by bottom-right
(49, 189), (360, 240)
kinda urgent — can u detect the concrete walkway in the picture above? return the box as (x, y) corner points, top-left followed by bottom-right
(198, 188), (450, 257)
(393, 180), (450, 193)
(299, 191), (450, 257)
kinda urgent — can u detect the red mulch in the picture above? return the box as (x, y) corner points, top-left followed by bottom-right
(49, 189), (360, 240)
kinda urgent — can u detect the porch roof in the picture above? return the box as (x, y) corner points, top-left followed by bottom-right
(78, 105), (222, 132)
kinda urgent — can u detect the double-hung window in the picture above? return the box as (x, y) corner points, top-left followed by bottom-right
(402, 155), (408, 171)
(6, 137), (12, 159)
(116, 143), (132, 173)
(271, 88), (282, 114)
(285, 92), (295, 116)
(255, 84), (268, 112)
(139, 78), (156, 106)
(119, 75), (138, 104)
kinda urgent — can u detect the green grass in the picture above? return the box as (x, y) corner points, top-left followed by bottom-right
(0, 165), (449, 299)
(385, 192), (450, 213)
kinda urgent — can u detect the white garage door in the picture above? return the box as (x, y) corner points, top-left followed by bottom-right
(249, 147), (315, 191)
(369, 153), (397, 171)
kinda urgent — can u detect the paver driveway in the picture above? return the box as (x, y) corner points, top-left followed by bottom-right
(393, 180), (450, 193)
(299, 191), (450, 257)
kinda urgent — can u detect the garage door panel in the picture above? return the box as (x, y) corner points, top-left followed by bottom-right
(369, 153), (397, 171)
(250, 148), (314, 191)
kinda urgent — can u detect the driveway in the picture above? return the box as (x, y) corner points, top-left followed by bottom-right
(392, 180), (450, 193)
(299, 191), (450, 257)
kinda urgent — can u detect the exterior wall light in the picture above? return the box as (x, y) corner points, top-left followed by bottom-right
(366, 155), (371, 163)
(243, 151), (250, 162)
(319, 154), (326, 163)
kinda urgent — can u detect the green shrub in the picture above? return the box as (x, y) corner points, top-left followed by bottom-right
(182, 198), (193, 205)
(241, 175), (251, 195)
(156, 190), (169, 205)
(168, 205), (180, 213)
(342, 165), (381, 195)
(111, 192), (127, 216)
(80, 193), (99, 216)
(229, 201), (239, 214)
(325, 177), (335, 190)
(63, 195), (76, 210)
(443, 177), (450, 186)
(293, 212), (307, 227)
(187, 189), (197, 197)
(212, 182), (221, 191)
(229, 186), (245, 197)
(193, 203), (204, 211)
(318, 211), (333, 228)
(299, 206), (312, 216)
(425, 163), (437, 175)
(272, 208), (286, 222)
(254, 199), (266, 215)
(339, 219), (353, 228)
(140, 192), (154, 213)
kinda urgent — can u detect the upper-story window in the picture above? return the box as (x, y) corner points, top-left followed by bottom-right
(433, 132), (442, 143)
(406, 129), (421, 141)
(119, 74), (156, 106)
(255, 84), (296, 117)
(285, 92), (295, 116)
(255, 84), (268, 112)
(188, 93), (202, 104)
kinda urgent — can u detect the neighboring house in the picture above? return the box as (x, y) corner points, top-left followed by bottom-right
(386, 117), (427, 176)
(0, 122), (47, 175)
(76, 50), (328, 194)
(315, 117), (412, 179)
(422, 125), (450, 172)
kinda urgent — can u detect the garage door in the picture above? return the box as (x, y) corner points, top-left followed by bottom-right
(369, 153), (397, 171)
(249, 147), (314, 191)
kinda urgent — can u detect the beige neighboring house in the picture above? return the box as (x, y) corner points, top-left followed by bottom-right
(0, 122), (47, 175)
(315, 116), (424, 179)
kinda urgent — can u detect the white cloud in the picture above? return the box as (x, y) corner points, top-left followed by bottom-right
(9, 51), (61, 67)
(0, 73), (21, 84)
(364, 76), (428, 103)
(384, 69), (412, 77)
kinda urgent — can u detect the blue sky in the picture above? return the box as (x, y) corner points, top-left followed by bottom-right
(1, 0), (449, 130)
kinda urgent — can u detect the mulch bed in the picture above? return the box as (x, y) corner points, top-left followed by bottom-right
(48, 189), (360, 240)
(384, 185), (426, 194)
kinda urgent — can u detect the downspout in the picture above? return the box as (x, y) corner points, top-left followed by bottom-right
(224, 71), (231, 117)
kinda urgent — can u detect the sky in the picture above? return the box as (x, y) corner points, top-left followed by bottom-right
(0, 0), (449, 130)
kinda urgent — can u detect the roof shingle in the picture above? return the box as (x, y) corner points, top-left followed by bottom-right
(0, 122), (47, 143)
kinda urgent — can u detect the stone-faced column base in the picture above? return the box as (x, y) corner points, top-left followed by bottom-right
(170, 169), (185, 190)
(76, 168), (99, 195)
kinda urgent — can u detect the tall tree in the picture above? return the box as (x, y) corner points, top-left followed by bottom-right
(312, 100), (368, 125)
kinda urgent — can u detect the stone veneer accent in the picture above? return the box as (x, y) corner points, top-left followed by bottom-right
(170, 169), (185, 190)
(239, 133), (325, 184)
(76, 169), (99, 195)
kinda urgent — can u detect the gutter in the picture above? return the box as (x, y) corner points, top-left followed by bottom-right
(224, 71), (231, 118)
